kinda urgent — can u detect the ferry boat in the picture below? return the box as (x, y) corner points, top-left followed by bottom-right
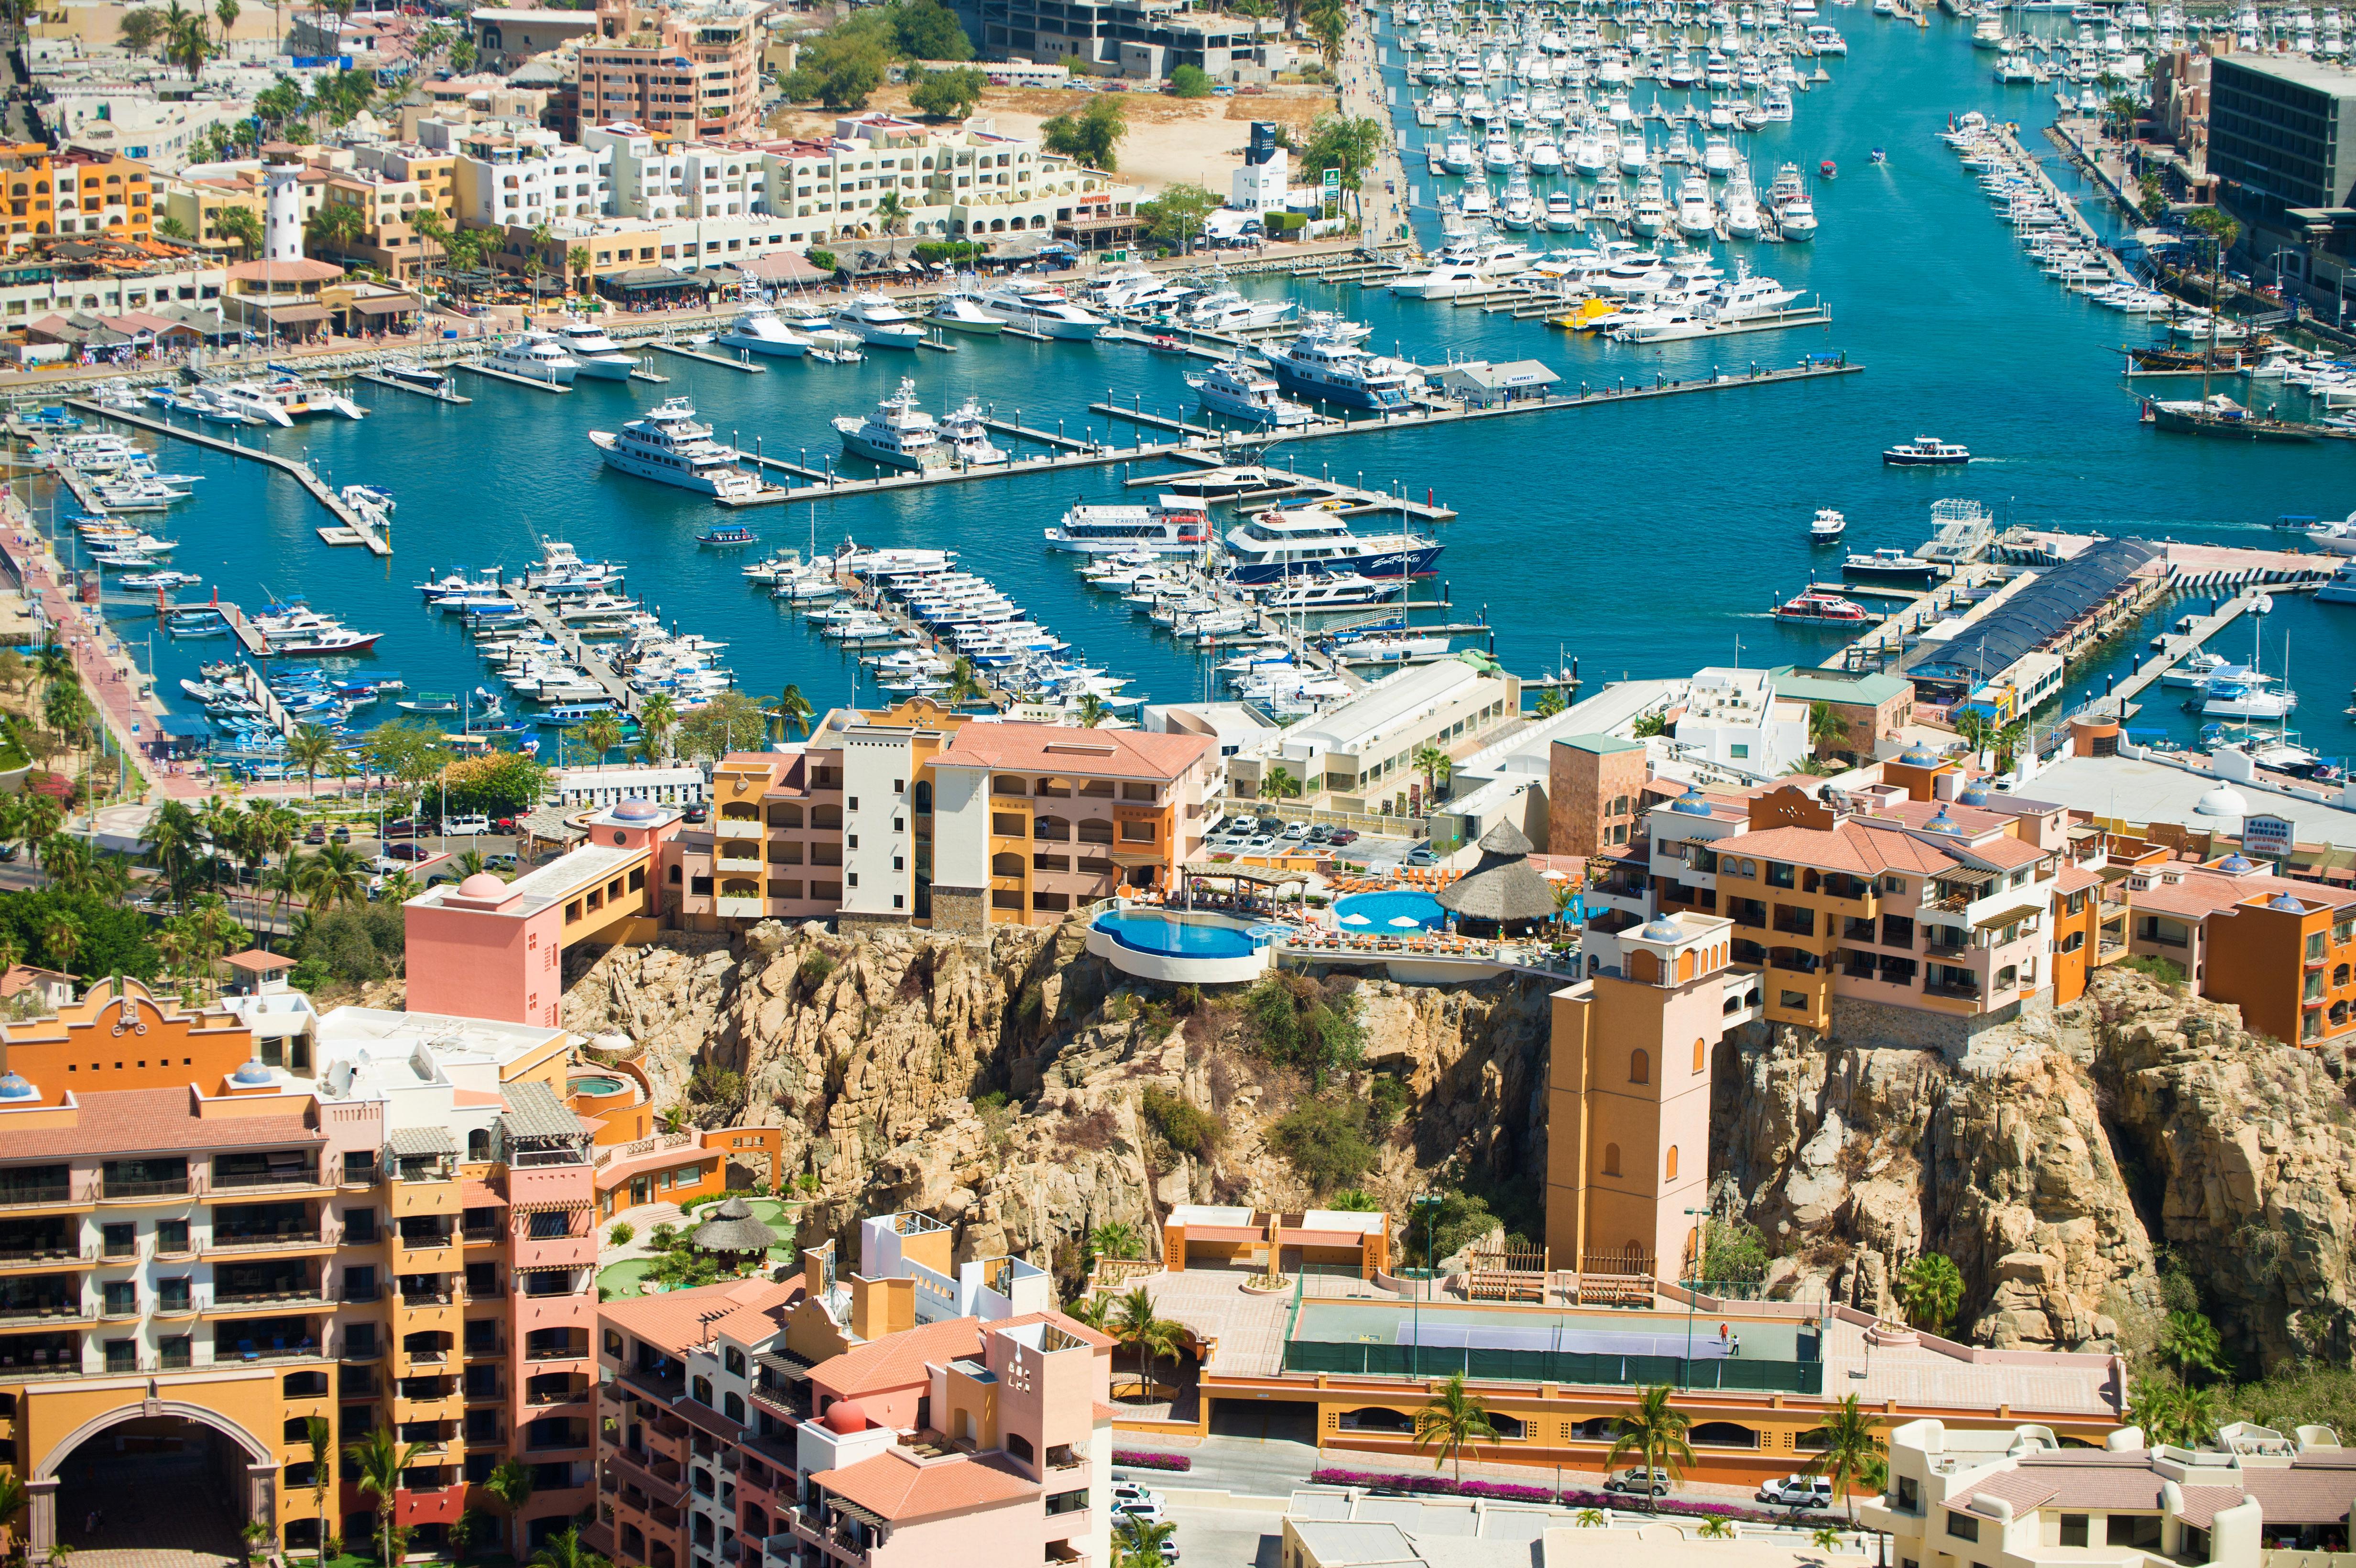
(1843, 546), (1943, 587)
(832, 379), (948, 470)
(1773, 587), (1870, 623)
(1260, 574), (1402, 610)
(588, 398), (765, 499)
(1264, 315), (1416, 410)
(697, 525), (760, 547)
(1189, 359), (1315, 426)
(1221, 507), (1442, 585)
(486, 332), (580, 387)
(1046, 496), (1213, 554)
(1810, 507), (1846, 541)
(716, 304), (813, 357)
(554, 318), (637, 379)
(1881, 435), (1971, 466)
(831, 292), (927, 348)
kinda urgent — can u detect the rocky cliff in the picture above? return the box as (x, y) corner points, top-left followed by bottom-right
(1713, 968), (2356, 1373)
(564, 922), (1555, 1290)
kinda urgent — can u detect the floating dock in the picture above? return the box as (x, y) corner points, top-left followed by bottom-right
(64, 400), (390, 555)
(496, 585), (641, 718)
(650, 342), (766, 374)
(357, 371), (472, 405)
(456, 361), (571, 394)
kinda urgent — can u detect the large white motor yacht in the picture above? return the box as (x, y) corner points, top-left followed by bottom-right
(553, 318), (637, 379)
(487, 331), (580, 386)
(716, 303), (814, 357)
(588, 398), (764, 499)
(976, 284), (1104, 339)
(831, 292), (926, 348)
(832, 378), (949, 470)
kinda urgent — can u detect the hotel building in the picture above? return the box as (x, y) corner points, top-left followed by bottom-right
(0, 981), (600, 1559)
(579, 0), (768, 143)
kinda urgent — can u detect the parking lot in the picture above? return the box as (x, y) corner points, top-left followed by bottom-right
(1201, 812), (1436, 874)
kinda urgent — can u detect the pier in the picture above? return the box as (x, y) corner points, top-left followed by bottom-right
(497, 584), (642, 718)
(64, 400), (391, 555)
(356, 371), (472, 405)
(455, 361), (571, 393)
(164, 597), (273, 657)
(2109, 591), (2262, 710)
(649, 342), (767, 374)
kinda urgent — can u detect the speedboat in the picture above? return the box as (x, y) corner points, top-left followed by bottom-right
(1773, 588), (1869, 623)
(717, 303), (814, 357)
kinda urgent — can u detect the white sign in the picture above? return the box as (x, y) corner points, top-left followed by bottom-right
(2243, 812), (2297, 859)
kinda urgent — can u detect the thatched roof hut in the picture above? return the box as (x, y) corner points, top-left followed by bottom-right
(690, 1196), (777, 1258)
(1434, 821), (1561, 934)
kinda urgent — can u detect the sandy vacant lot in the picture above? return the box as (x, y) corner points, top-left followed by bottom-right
(768, 85), (1340, 193)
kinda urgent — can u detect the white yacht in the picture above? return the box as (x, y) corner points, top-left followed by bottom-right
(938, 397), (1009, 466)
(831, 292), (927, 348)
(929, 292), (1003, 335)
(1264, 314), (1417, 410)
(1810, 507), (1846, 541)
(1189, 359), (1315, 426)
(588, 397), (764, 500)
(553, 318), (636, 379)
(977, 284), (1104, 339)
(209, 373), (368, 424)
(831, 378), (949, 470)
(716, 303), (814, 357)
(1047, 497), (1214, 554)
(1222, 506), (1442, 585)
(486, 331), (580, 386)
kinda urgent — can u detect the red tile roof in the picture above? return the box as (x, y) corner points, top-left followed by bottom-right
(936, 724), (1212, 783)
(814, 1318), (984, 1399)
(813, 1448), (1036, 1523)
(0, 1086), (319, 1158)
(602, 1275), (804, 1356)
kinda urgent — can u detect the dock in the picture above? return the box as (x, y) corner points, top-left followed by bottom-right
(649, 342), (766, 374)
(64, 400), (391, 555)
(498, 585), (641, 717)
(2111, 591), (2261, 708)
(357, 371), (472, 405)
(455, 361), (571, 393)
(164, 597), (273, 656)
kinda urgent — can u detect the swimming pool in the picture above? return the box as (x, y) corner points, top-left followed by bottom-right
(1333, 890), (1448, 932)
(569, 1075), (627, 1097)
(1092, 910), (1267, 958)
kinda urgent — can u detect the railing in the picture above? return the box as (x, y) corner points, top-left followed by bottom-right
(101, 1175), (193, 1199)
(1922, 980), (1983, 1002)
(212, 1228), (327, 1252)
(0, 1300), (87, 1326)
(0, 1184), (75, 1209)
(212, 1167), (322, 1190)
(593, 1130), (696, 1169)
(213, 1284), (329, 1307)
(0, 1244), (86, 1264)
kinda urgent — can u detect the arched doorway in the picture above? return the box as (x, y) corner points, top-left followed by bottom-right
(39, 1402), (273, 1561)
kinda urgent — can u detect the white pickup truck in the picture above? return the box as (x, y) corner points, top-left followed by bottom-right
(1756, 1475), (1836, 1509)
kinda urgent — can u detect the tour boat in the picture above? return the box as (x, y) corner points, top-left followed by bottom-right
(1810, 508), (1846, 541)
(697, 525), (761, 547)
(1881, 435), (1971, 466)
(1221, 507), (1441, 585)
(1773, 588), (1870, 623)
(1046, 496), (1212, 555)
(1843, 546), (1943, 587)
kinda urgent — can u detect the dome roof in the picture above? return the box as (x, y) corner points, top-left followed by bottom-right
(0, 1072), (35, 1102)
(2216, 854), (2255, 873)
(824, 1400), (870, 1435)
(1669, 784), (1712, 816)
(2269, 893), (2307, 913)
(2195, 784), (2249, 818)
(1958, 781), (1989, 807)
(1923, 805), (1965, 837)
(1638, 914), (1684, 942)
(231, 1057), (274, 1086)
(1899, 743), (1939, 767)
(612, 798), (663, 822)
(457, 872), (508, 898)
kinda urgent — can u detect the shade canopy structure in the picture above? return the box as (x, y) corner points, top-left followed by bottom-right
(1433, 821), (1561, 934)
(690, 1195), (778, 1257)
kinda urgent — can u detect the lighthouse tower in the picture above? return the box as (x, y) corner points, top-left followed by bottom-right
(262, 161), (305, 263)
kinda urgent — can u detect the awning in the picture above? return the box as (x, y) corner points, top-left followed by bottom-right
(829, 1500), (886, 1530)
(253, 304), (330, 324)
(512, 1197), (594, 1213)
(348, 294), (419, 315)
(390, 1126), (458, 1157)
(757, 1350), (813, 1382)
(1974, 903), (2044, 931)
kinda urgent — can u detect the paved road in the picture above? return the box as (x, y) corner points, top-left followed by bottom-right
(1166, 1500), (1285, 1568)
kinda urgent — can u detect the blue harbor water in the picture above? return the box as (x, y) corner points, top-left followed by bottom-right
(51, 9), (2356, 766)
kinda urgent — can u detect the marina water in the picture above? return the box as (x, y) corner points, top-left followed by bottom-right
(61, 10), (2356, 765)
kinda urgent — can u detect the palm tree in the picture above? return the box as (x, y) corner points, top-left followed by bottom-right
(1994, 717), (2029, 774)
(260, 861), (304, 944)
(2159, 1310), (2228, 1383)
(526, 1525), (612, 1568)
(1604, 1383), (1695, 1511)
(1412, 1372), (1499, 1484)
(767, 685), (815, 741)
(1114, 1288), (1181, 1403)
(1896, 1253), (1964, 1336)
(1952, 709), (1999, 762)
(485, 1458), (535, 1560)
(1260, 765), (1302, 802)
(214, 0), (240, 39)
(1806, 700), (1848, 760)
(42, 912), (84, 973)
(215, 204), (265, 260)
(1089, 1221), (1141, 1261)
(1115, 1517), (1177, 1568)
(567, 245), (592, 297)
(345, 1427), (429, 1568)
(1411, 743), (1452, 801)
(280, 725), (336, 800)
(1812, 1526), (1846, 1553)
(875, 189), (911, 237)
(0, 1471), (28, 1561)
(1697, 1518), (1735, 1540)
(1063, 1294), (1113, 1331)
(1076, 693), (1109, 729)
(305, 1414), (332, 1562)
(1803, 1393), (1882, 1524)
(297, 841), (370, 913)
(637, 693), (678, 761)
(946, 656), (986, 705)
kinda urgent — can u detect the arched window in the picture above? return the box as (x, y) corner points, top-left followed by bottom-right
(467, 1128), (490, 1162)
(992, 852), (1025, 878)
(1602, 1142), (1621, 1177)
(692, 1375), (713, 1405)
(1690, 1422), (1760, 1449)
(1007, 1432), (1035, 1461)
(1996, 964), (2018, 989)
(913, 780), (933, 812)
(1693, 1038), (1707, 1073)
(1629, 1048), (1649, 1085)
(724, 1348), (746, 1376)
(723, 1392), (744, 1423)
(1665, 1145), (1679, 1180)
(668, 864), (681, 883)
(1336, 1407), (1415, 1433)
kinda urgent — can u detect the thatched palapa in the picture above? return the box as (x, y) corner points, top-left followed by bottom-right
(1433, 821), (1561, 933)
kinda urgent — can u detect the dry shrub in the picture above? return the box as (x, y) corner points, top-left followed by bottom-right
(1063, 1106), (1120, 1152)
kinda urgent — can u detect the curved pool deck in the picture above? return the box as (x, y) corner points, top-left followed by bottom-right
(1088, 907), (1280, 984)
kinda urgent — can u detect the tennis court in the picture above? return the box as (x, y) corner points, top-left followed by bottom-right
(1294, 1300), (1807, 1362)
(1396, 1320), (1735, 1359)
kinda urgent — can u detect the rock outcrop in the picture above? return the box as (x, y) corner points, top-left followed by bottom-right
(1712, 968), (2356, 1372)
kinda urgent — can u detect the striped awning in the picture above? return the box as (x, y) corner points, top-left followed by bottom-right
(512, 1197), (594, 1213)
(830, 1500), (885, 1529)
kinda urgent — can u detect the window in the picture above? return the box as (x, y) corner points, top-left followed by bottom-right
(724, 1348), (745, 1376)
(1897, 1476), (1921, 1512)
(2106, 1515), (2161, 1549)
(1629, 1048), (1648, 1084)
(1688, 1421), (1757, 1448)
(1946, 1511), (1980, 1544)
(1665, 1145), (1679, 1180)
(2059, 1514), (2088, 1547)
(1601, 1142), (1621, 1177)
(157, 1219), (189, 1254)
(1693, 1038), (1706, 1073)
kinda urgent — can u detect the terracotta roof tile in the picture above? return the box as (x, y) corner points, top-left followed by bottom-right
(2241, 1467), (2356, 1524)
(2019, 1463), (2166, 1512)
(936, 723), (1212, 783)
(601, 1275), (803, 1357)
(2177, 1485), (2254, 1528)
(813, 1448), (1036, 1523)
(2054, 865), (2102, 895)
(0, 1086), (319, 1158)
(1959, 836), (2047, 871)
(1969, 1471), (2059, 1513)
(814, 1318), (984, 1399)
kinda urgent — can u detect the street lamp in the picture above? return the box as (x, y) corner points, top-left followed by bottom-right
(1409, 1193), (1443, 1379)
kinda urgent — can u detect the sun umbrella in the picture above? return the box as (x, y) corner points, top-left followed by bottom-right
(1340, 913), (1372, 926)
(1389, 915), (1423, 928)
(1542, 869), (1570, 881)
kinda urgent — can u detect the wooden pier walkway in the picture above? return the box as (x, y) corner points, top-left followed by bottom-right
(65, 399), (390, 555)
(498, 585), (641, 717)
(650, 342), (766, 374)
(455, 361), (571, 393)
(357, 370), (472, 405)
(2110, 591), (2260, 707)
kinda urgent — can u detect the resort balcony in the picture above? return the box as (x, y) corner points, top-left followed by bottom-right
(715, 816), (764, 840)
(101, 1172), (196, 1201)
(609, 1446), (687, 1504)
(1922, 978), (1983, 1003)
(0, 1297), (89, 1328)
(210, 1159), (325, 1195)
(0, 1172), (91, 1211)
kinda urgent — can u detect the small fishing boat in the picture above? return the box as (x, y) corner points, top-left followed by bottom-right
(1819, 158), (1838, 178)
(1810, 508), (1846, 541)
(697, 524), (761, 547)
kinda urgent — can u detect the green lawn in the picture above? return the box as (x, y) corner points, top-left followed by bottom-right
(597, 1257), (654, 1299)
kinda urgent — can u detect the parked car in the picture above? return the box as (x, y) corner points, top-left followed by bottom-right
(385, 843), (432, 862)
(1606, 1468), (1675, 1497)
(1243, 835), (1276, 853)
(1405, 846), (1440, 867)
(381, 818), (419, 839)
(370, 855), (407, 876)
(1113, 1498), (1167, 1526)
(1757, 1476), (1835, 1509)
(304, 825), (327, 845)
(1255, 816), (1283, 834)
(1327, 829), (1359, 846)
(485, 853), (519, 872)
(1280, 821), (1313, 840)
(1109, 1482), (1159, 1510)
(1307, 824), (1333, 842)
(330, 826), (352, 843)
(441, 813), (491, 836)
(682, 804), (709, 823)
